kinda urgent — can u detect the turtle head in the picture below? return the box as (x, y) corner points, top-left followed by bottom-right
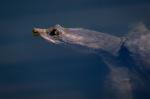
(32, 24), (66, 44)
(32, 24), (123, 55)
(32, 24), (86, 45)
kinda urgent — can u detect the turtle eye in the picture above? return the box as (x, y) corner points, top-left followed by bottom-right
(49, 29), (59, 36)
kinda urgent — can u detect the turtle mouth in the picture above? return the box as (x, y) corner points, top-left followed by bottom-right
(49, 38), (59, 43)
(47, 37), (61, 44)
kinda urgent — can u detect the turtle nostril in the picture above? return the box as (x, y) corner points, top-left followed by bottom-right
(32, 28), (40, 36)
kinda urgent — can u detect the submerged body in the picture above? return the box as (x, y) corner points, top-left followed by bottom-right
(33, 24), (150, 99)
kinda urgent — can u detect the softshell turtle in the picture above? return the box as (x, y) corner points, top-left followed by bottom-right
(32, 23), (150, 99)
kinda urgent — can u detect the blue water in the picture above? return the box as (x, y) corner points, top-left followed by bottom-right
(0, 0), (150, 99)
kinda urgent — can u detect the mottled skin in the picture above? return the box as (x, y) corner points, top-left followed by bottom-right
(33, 24), (150, 99)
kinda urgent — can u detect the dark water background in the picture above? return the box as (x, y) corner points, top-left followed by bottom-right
(0, 0), (150, 99)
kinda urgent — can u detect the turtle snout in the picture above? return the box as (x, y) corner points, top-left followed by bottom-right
(32, 28), (40, 36)
(32, 28), (47, 36)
